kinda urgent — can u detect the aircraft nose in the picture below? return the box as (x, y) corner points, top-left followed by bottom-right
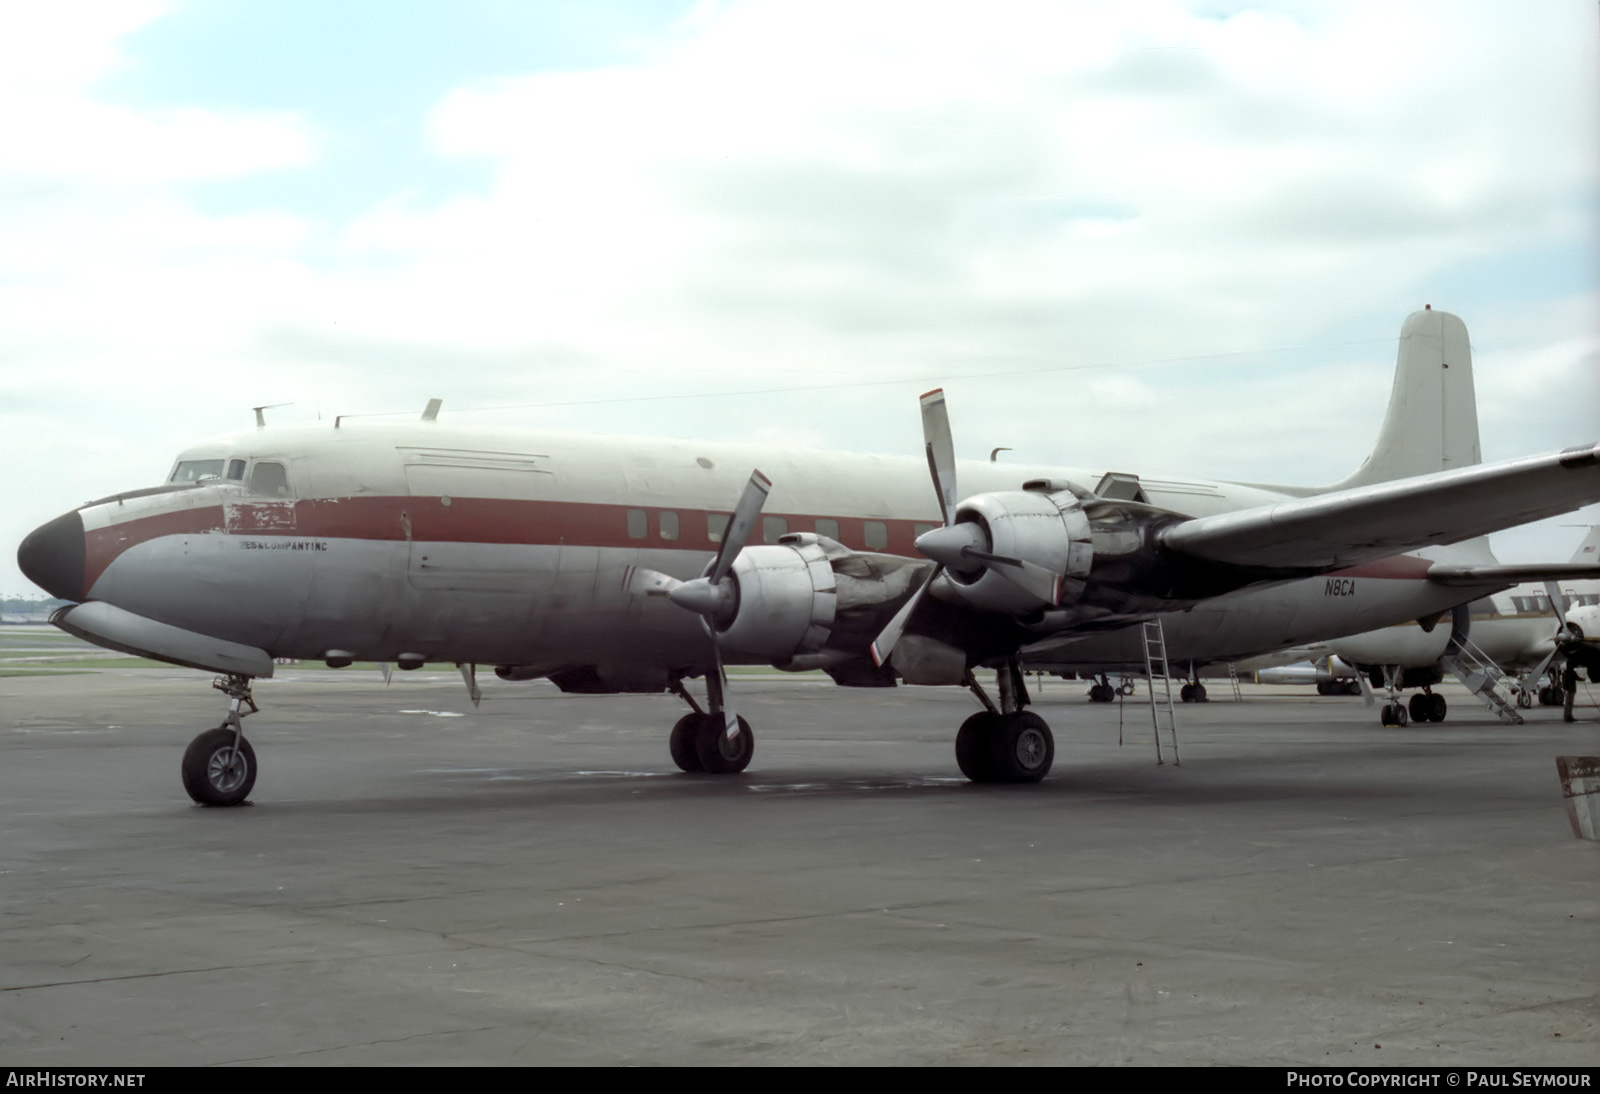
(17, 509), (85, 602)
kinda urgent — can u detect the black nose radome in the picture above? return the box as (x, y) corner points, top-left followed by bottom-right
(17, 509), (85, 602)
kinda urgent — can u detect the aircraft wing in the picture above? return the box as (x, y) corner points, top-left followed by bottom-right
(1424, 562), (1600, 587)
(1158, 442), (1600, 573)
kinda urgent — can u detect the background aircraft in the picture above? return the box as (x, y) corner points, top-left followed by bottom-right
(1317, 528), (1600, 723)
(16, 309), (1600, 804)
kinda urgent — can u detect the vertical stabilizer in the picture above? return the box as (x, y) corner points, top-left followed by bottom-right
(1570, 526), (1600, 565)
(1332, 308), (1481, 489)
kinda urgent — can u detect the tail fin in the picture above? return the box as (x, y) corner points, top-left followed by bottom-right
(1332, 307), (1482, 489)
(1570, 527), (1600, 565)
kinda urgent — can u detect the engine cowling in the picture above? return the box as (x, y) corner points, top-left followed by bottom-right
(940, 488), (1094, 614)
(710, 537), (838, 658)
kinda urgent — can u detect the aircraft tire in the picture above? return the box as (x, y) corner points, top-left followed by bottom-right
(984, 711), (1054, 784)
(955, 711), (1000, 781)
(181, 726), (257, 807)
(1380, 703), (1408, 728)
(1408, 694), (1431, 724)
(669, 713), (705, 773)
(693, 715), (753, 775)
(1430, 694), (1447, 722)
(1194, 683), (1207, 702)
(1180, 684), (1195, 702)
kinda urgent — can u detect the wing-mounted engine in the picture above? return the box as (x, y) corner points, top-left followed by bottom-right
(930, 486), (1094, 614)
(670, 532), (927, 659)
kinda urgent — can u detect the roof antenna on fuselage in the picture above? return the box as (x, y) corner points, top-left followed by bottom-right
(422, 398), (443, 422)
(252, 402), (293, 428)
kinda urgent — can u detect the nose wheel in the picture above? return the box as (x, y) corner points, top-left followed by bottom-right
(182, 674), (260, 806)
(181, 726), (257, 806)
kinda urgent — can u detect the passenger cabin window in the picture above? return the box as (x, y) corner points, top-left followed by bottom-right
(659, 511), (679, 540)
(226, 459), (246, 481)
(763, 516), (788, 544)
(708, 512), (730, 543)
(864, 520), (888, 550)
(815, 518), (840, 540)
(627, 509), (648, 539)
(247, 461), (291, 497)
(171, 459), (225, 483)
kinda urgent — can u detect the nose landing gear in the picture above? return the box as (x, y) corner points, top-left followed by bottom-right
(181, 674), (259, 806)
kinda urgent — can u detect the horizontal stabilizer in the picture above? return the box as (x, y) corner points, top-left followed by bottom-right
(1426, 562), (1600, 587)
(1160, 442), (1600, 574)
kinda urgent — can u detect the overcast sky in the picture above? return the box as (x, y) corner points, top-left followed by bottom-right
(3, 0), (1597, 598)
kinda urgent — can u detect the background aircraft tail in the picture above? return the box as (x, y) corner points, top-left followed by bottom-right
(1330, 307), (1481, 489)
(1570, 526), (1600, 564)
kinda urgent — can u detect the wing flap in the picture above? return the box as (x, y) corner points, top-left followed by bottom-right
(1159, 442), (1600, 572)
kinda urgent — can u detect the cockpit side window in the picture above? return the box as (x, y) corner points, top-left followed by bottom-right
(171, 459), (225, 483)
(247, 461), (291, 497)
(226, 459), (247, 481)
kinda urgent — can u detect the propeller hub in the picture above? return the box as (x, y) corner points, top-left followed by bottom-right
(668, 577), (736, 620)
(915, 522), (988, 573)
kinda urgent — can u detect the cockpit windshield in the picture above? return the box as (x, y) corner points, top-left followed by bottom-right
(170, 459), (226, 483)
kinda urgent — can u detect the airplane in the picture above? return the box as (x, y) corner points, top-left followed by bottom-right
(14, 307), (1600, 806)
(1314, 528), (1600, 723)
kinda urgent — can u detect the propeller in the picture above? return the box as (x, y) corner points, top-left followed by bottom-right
(622, 469), (771, 740)
(869, 389), (1067, 668)
(1520, 580), (1582, 693)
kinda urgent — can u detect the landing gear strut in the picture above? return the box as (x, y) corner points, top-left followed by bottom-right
(667, 674), (754, 775)
(956, 662), (1055, 783)
(181, 674), (259, 806)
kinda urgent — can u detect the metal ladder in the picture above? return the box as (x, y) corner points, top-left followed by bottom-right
(1439, 633), (1524, 725)
(1140, 619), (1181, 764)
(1227, 661), (1243, 701)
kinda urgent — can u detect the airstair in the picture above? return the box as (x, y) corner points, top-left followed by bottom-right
(1440, 633), (1524, 725)
(1140, 619), (1181, 764)
(1227, 661), (1243, 701)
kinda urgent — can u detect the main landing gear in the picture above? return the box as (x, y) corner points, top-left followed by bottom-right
(1086, 674), (1132, 703)
(956, 661), (1054, 783)
(181, 674), (259, 806)
(666, 674), (755, 775)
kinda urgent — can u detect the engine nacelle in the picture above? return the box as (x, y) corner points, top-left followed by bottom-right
(713, 536), (838, 658)
(942, 488), (1094, 614)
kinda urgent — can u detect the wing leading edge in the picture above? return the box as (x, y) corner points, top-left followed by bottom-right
(1160, 442), (1600, 574)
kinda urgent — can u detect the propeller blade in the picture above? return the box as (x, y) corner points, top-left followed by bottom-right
(622, 565), (680, 597)
(869, 564), (942, 667)
(713, 642), (740, 740)
(708, 470), (771, 586)
(920, 388), (957, 525)
(1522, 646), (1560, 695)
(1544, 580), (1576, 639)
(982, 555), (1066, 607)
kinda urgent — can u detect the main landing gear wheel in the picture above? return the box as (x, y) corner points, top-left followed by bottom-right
(955, 710), (1054, 784)
(669, 713), (706, 773)
(181, 726), (257, 806)
(669, 713), (754, 774)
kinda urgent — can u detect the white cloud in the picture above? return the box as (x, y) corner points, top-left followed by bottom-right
(2, 0), (1598, 596)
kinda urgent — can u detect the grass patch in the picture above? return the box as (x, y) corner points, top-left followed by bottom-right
(0, 669), (95, 678)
